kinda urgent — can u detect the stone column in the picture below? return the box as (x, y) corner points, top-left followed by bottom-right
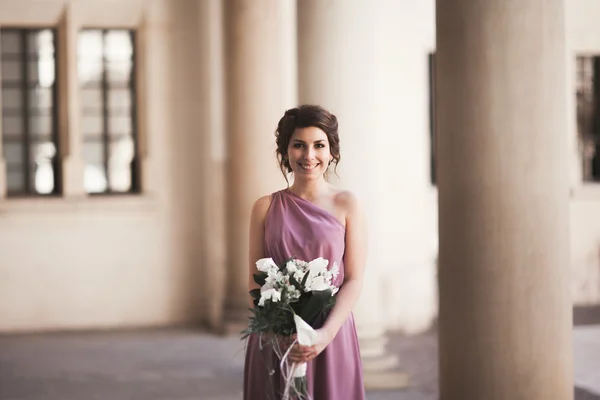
(224, 0), (296, 326)
(57, 4), (86, 198)
(298, 0), (408, 389)
(436, 1), (573, 399)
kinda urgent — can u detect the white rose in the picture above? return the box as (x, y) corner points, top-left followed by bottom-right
(266, 268), (283, 283)
(286, 260), (298, 273)
(307, 258), (329, 277)
(303, 258), (329, 289)
(258, 287), (282, 306)
(256, 258), (279, 273)
(307, 275), (330, 291)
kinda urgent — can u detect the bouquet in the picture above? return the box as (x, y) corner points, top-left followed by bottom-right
(242, 256), (339, 400)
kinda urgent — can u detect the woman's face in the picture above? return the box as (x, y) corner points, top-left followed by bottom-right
(286, 126), (332, 180)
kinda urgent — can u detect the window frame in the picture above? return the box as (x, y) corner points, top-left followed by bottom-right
(575, 54), (600, 184)
(1, 27), (62, 197)
(79, 28), (141, 196)
(428, 51), (437, 186)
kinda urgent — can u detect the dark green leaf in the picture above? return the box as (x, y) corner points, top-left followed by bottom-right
(253, 272), (267, 287)
(289, 276), (302, 291)
(297, 290), (334, 325)
(300, 270), (310, 289)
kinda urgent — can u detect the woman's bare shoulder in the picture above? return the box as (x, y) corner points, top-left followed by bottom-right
(331, 188), (360, 212)
(251, 193), (275, 221)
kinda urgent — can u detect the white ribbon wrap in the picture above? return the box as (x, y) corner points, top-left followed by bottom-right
(280, 314), (319, 400)
(292, 314), (318, 378)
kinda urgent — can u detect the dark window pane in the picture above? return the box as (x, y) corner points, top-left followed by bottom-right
(1, 60), (22, 82)
(3, 142), (23, 165)
(2, 88), (23, 110)
(6, 170), (25, 192)
(2, 115), (23, 136)
(576, 55), (600, 182)
(1, 32), (22, 55)
(428, 52), (436, 185)
(1, 28), (59, 196)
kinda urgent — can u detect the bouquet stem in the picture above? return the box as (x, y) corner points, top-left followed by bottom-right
(294, 376), (308, 396)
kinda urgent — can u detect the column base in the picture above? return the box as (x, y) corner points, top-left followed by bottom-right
(360, 332), (410, 390)
(223, 306), (251, 336)
(364, 370), (410, 390)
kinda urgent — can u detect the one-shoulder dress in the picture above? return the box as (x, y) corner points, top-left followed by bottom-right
(243, 189), (366, 400)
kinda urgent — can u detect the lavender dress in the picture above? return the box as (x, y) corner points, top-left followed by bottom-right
(243, 189), (366, 400)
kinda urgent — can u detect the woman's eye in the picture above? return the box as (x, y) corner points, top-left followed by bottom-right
(293, 143), (303, 148)
(315, 144), (325, 149)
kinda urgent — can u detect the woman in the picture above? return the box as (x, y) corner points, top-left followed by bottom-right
(243, 105), (367, 400)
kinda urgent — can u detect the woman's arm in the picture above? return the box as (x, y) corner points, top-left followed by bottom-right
(320, 191), (367, 340)
(247, 195), (272, 308)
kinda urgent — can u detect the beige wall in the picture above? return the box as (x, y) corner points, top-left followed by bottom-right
(0, 0), (217, 332)
(372, 0), (438, 334)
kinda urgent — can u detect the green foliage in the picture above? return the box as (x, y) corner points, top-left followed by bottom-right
(242, 289), (336, 340)
(241, 257), (338, 340)
(253, 272), (267, 287)
(295, 289), (336, 325)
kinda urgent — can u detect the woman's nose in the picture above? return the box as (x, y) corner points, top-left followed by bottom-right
(304, 147), (315, 159)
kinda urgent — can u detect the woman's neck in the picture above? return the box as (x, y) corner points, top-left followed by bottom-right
(288, 179), (330, 201)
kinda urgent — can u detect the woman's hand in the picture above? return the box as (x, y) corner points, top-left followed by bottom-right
(287, 328), (334, 363)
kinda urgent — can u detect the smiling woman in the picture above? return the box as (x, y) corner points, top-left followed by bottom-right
(243, 105), (368, 400)
(275, 105), (341, 185)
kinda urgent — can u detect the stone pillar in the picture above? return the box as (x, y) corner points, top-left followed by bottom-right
(436, 1), (573, 399)
(57, 4), (86, 198)
(224, 0), (296, 326)
(298, 0), (408, 389)
(195, 0), (227, 331)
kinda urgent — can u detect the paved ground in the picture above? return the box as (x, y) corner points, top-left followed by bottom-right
(0, 326), (598, 400)
(574, 326), (600, 398)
